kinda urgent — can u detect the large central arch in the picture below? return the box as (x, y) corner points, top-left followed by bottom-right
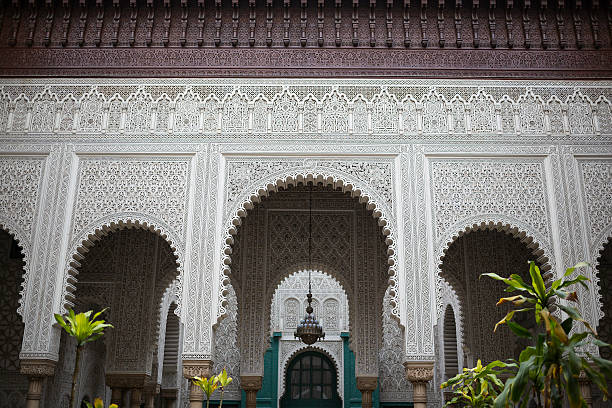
(222, 177), (394, 392)
(217, 165), (401, 326)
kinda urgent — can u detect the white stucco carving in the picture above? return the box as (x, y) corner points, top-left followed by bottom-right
(0, 79), (610, 399)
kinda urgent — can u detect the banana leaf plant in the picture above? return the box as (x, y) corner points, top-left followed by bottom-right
(54, 309), (113, 408)
(482, 261), (612, 408)
(441, 359), (513, 407)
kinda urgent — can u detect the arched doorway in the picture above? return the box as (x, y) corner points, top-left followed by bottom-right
(280, 351), (341, 408)
(227, 180), (390, 407)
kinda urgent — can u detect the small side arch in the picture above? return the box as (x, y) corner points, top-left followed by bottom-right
(61, 214), (184, 315)
(0, 222), (31, 317)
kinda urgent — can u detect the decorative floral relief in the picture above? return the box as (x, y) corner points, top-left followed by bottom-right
(30, 89), (57, 133)
(450, 98), (466, 134)
(518, 92), (545, 135)
(303, 95), (318, 133)
(595, 98), (612, 134)
(155, 96), (172, 133)
(568, 94), (594, 135)
(174, 89), (200, 133)
(57, 96), (77, 132)
(272, 90), (299, 133)
(72, 158), (190, 239)
(430, 159), (550, 240)
(372, 91), (398, 134)
(422, 93), (448, 134)
(125, 88), (153, 133)
(1, 82), (611, 137)
(469, 91), (496, 133)
(0, 93), (9, 132)
(547, 98), (565, 134)
(352, 96), (369, 134)
(222, 91), (248, 133)
(402, 97), (418, 134)
(106, 96), (123, 132)
(78, 90), (105, 132)
(500, 99), (515, 133)
(11, 96), (28, 132)
(322, 90), (349, 134)
(252, 96), (269, 133)
(202, 97), (219, 133)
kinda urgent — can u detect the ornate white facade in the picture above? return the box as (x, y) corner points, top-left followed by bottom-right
(1, 78), (611, 407)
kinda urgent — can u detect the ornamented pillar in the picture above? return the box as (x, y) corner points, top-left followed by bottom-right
(182, 360), (214, 408)
(20, 359), (56, 408)
(240, 375), (263, 408)
(356, 376), (378, 408)
(161, 389), (177, 408)
(106, 373), (148, 408)
(404, 361), (434, 408)
(130, 388), (143, 408)
(143, 381), (159, 408)
(110, 387), (123, 405)
(578, 370), (593, 408)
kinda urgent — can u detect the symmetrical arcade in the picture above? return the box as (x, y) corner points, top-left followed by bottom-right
(0, 78), (611, 408)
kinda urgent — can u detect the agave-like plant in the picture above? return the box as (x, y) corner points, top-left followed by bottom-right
(54, 309), (113, 408)
(483, 261), (612, 408)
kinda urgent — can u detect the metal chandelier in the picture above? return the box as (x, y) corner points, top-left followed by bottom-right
(294, 182), (325, 345)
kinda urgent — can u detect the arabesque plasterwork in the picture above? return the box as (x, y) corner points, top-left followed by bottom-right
(0, 79), (610, 392)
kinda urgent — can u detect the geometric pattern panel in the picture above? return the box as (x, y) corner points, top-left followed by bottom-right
(430, 159), (550, 241)
(580, 160), (612, 243)
(73, 157), (191, 239)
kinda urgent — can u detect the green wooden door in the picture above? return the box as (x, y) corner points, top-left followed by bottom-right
(280, 351), (342, 408)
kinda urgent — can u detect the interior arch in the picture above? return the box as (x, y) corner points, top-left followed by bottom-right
(439, 227), (547, 366)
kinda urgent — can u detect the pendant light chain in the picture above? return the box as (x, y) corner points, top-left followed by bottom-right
(308, 181), (312, 294)
(294, 180), (325, 345)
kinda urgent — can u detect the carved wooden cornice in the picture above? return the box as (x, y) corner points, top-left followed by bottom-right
(0, 0), (610, 78)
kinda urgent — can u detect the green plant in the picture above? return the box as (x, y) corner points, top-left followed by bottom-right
(441, 359), (511, 407)
(84, 398), (118, 408)
(54, 309), (113, 408)
(193, 374), (219, 408)
(192, 369), (234, 408)
(483, 261), (612, 408)
(216, 368), (233, 408)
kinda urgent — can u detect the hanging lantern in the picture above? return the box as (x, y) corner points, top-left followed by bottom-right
(295, 290), (325, 345)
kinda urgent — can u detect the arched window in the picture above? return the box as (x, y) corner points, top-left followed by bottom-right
(281, 352), (341, 408)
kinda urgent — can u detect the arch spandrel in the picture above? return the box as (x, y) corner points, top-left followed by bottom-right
(217, 160), (403, 331)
